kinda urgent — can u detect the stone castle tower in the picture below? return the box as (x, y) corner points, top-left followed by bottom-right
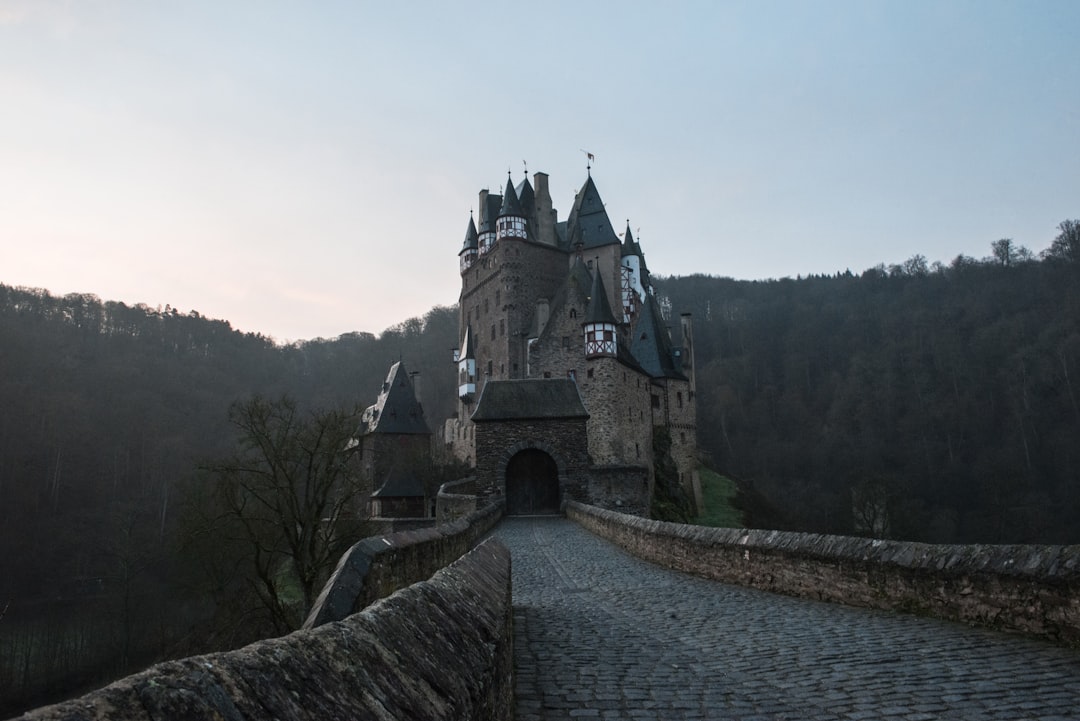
(444, 168), (698, 515)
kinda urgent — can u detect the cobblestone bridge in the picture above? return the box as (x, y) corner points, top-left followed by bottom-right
(493, 517), (1080, 721)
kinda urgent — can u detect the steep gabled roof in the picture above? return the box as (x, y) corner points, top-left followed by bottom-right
(471, 379), (589, 421)
(460, 214), (478, 254)
(566, 175), (620, 250)
(630, 295), (687, 380)
(361, 361), (431, 435)
(584, 267), (618, 326)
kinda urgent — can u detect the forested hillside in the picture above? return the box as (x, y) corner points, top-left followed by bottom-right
(657, 226), (1080, 544)
(0, 287), (457, 714)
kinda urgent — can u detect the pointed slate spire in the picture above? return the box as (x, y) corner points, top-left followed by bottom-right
(461, 214), (478, 253)
(498, 174), (524, 218)
(584, 268), (619, 326)
(566, 174), (620, 250)
(583, 267), (618, 358)
(621, 221), (638, 257)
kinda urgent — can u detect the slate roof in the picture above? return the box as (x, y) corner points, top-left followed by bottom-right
(534, 256), (593, 344)
(371, 467), (425, 498)
(584, 267), (619, 325)
(621, 221), (652, 287)
(630, 295), (687, 380)
(498, 176), (523, 217)
(478, 193), (501, 235)
(361, 361), (431, 434)
(516, 177), (534, 216)
(565, 175), (621, 250)
(460, 214), (478, 254)
(471, 379), (589, 422)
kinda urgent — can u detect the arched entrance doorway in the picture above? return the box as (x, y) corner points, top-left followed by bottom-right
(505, 448), (560, 515)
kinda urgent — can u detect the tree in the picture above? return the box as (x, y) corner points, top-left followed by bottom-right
(1044, 219), (1080, 263)
(991, 238), (1033, 267)
(200, 396), (365, 635)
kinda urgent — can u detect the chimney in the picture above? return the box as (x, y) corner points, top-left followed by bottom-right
(533, 172), (555, 246)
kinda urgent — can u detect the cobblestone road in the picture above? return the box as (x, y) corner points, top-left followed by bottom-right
(492, 517), (1080, 721)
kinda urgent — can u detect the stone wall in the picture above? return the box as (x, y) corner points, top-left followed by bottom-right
(567, 501), (1080, 646)
(475, 417), (590, 502)
(437, 477), (479, 524)
(303, 500), (503, 628)
(579, 356), (653, 470)
(586, 465), (650, 516)
(15, 539), (513, 721)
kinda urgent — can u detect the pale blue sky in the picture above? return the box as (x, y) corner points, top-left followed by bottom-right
(2, 1), (1078, 341)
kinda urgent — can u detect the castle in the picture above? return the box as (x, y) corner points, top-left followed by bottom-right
(442, 167), (699, 516)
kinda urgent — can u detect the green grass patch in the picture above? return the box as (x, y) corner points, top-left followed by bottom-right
(694, 467), (745, 528)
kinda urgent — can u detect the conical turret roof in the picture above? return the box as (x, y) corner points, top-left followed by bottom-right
(621, 222), (639, 257)
(460, 214), (478, 253)
(498, 175), (524, 218)
(584, 268), (619, 326)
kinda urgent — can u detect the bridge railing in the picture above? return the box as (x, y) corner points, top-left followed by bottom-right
(17, 538), (513, 721)
(566, 501), (1080, 646)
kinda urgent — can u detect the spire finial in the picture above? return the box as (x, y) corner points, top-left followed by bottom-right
(580, 149), (595, 175)
(523, 159), (528, 176)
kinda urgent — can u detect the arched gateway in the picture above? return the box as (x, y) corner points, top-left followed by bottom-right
(505, 448), (560, 515)
(470, 379), (591, 513)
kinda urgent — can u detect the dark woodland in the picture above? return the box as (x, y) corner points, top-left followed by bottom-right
(0, 220), (1077, 713)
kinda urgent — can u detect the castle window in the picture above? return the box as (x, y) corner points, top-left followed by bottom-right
(681, 432), (686, 443)
(567, 369), (576, 380)
(484, 298), (489, 314)
(562, 336), (570, 348)
(496, 290), (501, 306)
(635, 443), (640, 459)
(569, 308), (577, 319)
(677, 392), (683, 409)
(544, 371), (551, 378)
(487, 360), (493, 375)
(491, 324), (495, 340)
(587, 368), (594, 379)
(651, 395), (660, 408)
(500, 319), (505, 336)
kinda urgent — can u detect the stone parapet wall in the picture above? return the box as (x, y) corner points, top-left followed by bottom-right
(304, 500), (503, 629)
(437, 477), (479, 523)
(566, 502), (1080, 646)
(15, 539), (513, 721)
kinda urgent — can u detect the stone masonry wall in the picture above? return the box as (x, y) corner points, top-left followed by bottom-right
(567, 502), (1080, 646)
(303, 500), (503, 628)
(580, 356), (653, 470)
(475, 417), (590, 503)
(15, 538), (513, 721)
